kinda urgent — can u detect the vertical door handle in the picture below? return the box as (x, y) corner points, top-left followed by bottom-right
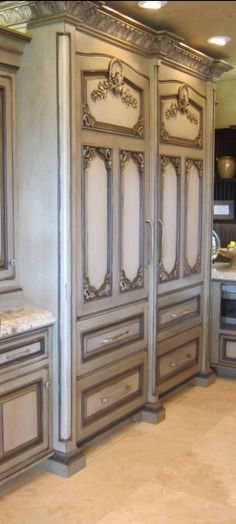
(145, 219), (154, 266)
(158, 219), (163, 263)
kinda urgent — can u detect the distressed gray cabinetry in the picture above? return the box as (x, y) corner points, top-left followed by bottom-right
(74, 48), (150, 442)
(156, 71), (213, 395)
(211, 278), (236, 376)
(0, 325), (53, 483)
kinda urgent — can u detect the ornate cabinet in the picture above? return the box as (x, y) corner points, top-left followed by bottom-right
(0, 1), (229, 478)
(156, 72), (213, 396)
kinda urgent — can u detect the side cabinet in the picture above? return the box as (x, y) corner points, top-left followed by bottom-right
(211, 279), (236, 376)
(0, 327), (52, 483)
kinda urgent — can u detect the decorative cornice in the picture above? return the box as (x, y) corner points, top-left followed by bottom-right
(0, 1), (232, 80)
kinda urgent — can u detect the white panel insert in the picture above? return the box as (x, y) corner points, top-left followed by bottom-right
(186, 164), (200, 268)
(122, 157), (140, 281)
(162, 162), (177, 274)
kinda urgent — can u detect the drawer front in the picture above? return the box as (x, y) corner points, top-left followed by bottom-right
(157, 327), (201, 395)
(220, 335), (236, 366)
(158, 287), (202, 341)
(77, 352), (147, 442)
(77, 303), (147, 376)
(0, 329), (49, 372)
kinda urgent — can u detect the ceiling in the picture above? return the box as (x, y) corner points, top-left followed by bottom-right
(102, 1), (236, 81)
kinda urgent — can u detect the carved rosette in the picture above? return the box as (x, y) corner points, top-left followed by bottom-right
(91, 58), (138, 109)
(159, 260), (179, 282)
(120, 267), (144, 292)
(165, 85), (198, 125)
(83, 273), (112, 301)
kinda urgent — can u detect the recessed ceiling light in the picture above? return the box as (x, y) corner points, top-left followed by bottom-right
(207, 36), (231, 46)
(138, 1), (167, 9)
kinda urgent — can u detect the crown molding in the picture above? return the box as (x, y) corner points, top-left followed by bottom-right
(0, 1), (232, 79)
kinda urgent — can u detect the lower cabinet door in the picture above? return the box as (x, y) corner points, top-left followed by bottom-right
(220, 334), (236, 366)
(0, 367), (51, 481)
(77, 352), (147, 442)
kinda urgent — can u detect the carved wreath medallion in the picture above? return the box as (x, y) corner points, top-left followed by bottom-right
(91, 58), (138, 109)
(165, 84), (198, 125)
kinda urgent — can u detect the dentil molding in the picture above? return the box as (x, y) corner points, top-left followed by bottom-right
(0, 1), (232, 79)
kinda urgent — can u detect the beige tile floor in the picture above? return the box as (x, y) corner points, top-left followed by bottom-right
(1, 377), (236, 523)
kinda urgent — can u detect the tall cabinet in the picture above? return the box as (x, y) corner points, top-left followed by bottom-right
(0, 1), (230, 477)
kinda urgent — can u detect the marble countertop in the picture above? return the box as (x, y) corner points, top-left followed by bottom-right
(212, 262), (236, 281)
(0, 307), (55, 338)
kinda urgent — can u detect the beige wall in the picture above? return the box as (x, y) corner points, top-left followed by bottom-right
(215, 76), (236, 129)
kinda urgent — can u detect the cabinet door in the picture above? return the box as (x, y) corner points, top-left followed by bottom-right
(184, 159), (202, 277)
(0, 367), (51, 481)
(76, 54), (149, 315)
(159, 155), (181, 283)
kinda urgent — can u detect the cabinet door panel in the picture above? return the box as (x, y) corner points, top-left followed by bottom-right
(0, 367), (51, 480)
(184, 159), (202, 276)
(159, 156), (181, 283)
(82, 146), (112, 301)
(120, 151), (144, 292)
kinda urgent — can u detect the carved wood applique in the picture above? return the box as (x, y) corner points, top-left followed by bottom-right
(159, 156), (181, 283)
(120, 150), (144, 292)
(83, 146), (112, 301)
(82, 58), (144, 137)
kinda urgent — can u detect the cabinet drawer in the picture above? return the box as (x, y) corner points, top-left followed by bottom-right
(157, 327), (201, 395)
(158, 288), (202, 341)
(77, 303), (147, 376)
(77, 352), (147, 442)
(0, 329), (49, 372)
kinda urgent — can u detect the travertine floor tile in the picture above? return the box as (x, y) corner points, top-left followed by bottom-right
(195, 414), (236, 454)
(96, 479), (236, 524)
(172, 381), (236, 414)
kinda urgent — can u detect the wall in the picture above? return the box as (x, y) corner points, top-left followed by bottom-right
(215, 74), (236, 129)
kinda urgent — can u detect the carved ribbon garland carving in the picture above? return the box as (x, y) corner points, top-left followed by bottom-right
(91, 58), (138, 109)
(165, 84), (198, 125)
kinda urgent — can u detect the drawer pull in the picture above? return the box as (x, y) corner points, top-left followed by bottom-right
(169, 353), (192, 369)
(170, 309), (192, 320)
(102, 331), (132, 345)
(100, 384), (132, 404)
(6, 348), (32, 361)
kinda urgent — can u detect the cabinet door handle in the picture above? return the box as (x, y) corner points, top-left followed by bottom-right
(102, 331), (132, 344)
(170, 308), (192, 319)
(145, 219), (154, 266)
(6, 348), (31, 361)
(158, 219), (163, 263)
(100, 384), (132, 405)
(169, 354), (192, 368)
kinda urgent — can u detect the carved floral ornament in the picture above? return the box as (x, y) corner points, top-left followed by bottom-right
(90, 58), (138, 109)
(165, 84), (198, 125)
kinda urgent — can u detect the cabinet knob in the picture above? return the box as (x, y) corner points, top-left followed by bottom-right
(44, 380), (51, 389)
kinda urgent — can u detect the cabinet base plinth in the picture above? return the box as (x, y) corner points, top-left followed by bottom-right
(194, 369), (216, 387)
(38, 449), (85, 477)
(138, 401), (166, 424)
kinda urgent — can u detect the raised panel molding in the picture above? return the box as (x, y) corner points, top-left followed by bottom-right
(159, 156), (181, 283)
(82, 58), (144, 137)
(119, 150), (145, 293)
(184, 159), (203, 277)
(160, 84), (203, 148)
(82, 146), (112, 302)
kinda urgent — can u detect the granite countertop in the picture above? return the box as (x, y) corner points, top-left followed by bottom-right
(0, 307), (55, 338)
(212, 262), (236, 281)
